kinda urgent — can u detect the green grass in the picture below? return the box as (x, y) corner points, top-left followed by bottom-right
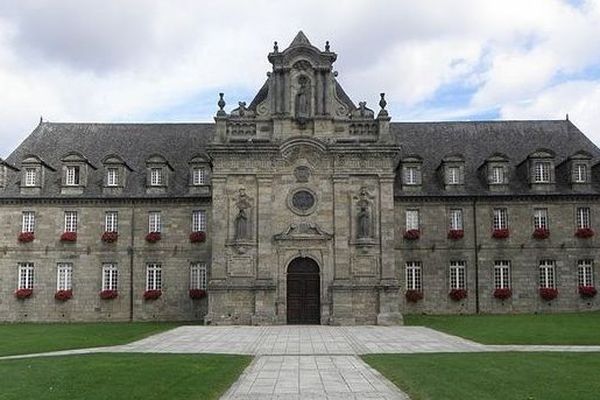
(405, 312), (600, 345)
(0, 353), (251, 400)
(0, 322), (179, 356)
(364, 352), (600, 400)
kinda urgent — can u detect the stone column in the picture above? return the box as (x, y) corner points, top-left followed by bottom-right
(210, 175), (228, 280)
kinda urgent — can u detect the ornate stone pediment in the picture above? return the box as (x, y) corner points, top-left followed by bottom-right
(274, 222), (332, 241)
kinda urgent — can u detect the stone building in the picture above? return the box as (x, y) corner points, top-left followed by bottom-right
(0, 32), (599, 324)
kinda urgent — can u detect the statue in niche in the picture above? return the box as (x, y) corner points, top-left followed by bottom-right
(295, 76), (311, 123)
(234, 188), (252, 240)
(355, 187), (373, 239)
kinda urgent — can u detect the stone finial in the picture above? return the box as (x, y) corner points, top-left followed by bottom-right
(39, 116), (43, 125)
(566, 113), (569, 121)
(217, 93), (226, 117)
(273, 41), (279, 53)
(325, 41), (330, 52)
(378, 93), (389, 118)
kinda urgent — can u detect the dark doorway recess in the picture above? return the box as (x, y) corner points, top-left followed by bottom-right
(286, 257), (320, 324)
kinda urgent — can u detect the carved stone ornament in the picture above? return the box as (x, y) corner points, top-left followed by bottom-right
(294, 166), (311, 183)
(274, 222), (332, 241)
(287, 187), (318, 216)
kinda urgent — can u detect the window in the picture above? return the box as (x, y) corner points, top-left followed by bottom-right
(533, 208), (548, 229)
(539, 260), (555, 289)
(22, 211), (35, 233)
(494, 261), (511, 289)
(192, 167), (206, 185)
(102, 263), (118, 291)
(105, 211), (118, 233)
(190, 262), (207, 290)
(57, 263), (73, 291)
(146, 263), (162, 290)
(64, 211), (78, 232)
(575, 164), (587, 183)
(192, 210), (206, 232)
(18, 263), (34, 290)
(148, 212), (161, 233)
(447, 167), (460, 185)
(577, 207), (591, 229)
(491, 166), (504, 184)
(578, 260), (594, 287)
(24, 168), (37, 186)
(404, 167), (418, 185)
(449, 261), (466, 290)
(65, 166), (80, 186)
(534, 161), (551, 183)
(493, 208), (508, 230)
(150, 168), (163, 186)
(106, 168), (119, 186)
(405, 261), (422, 291)
(405, 210), (419, 230)
(449, 209), (463, 230)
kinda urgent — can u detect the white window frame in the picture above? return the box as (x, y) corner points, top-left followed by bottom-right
(539, 260), (556, 289)
(575, 164), (587, 183)
(404, 166), (418, 185)
(24, 168), (37, 187)
(405, 261), (422, 291)
(190, 262), (207, 290)
(493, 208), (508, 230)
(150, 168), (163, 186)
(577, 207), (591, 229)
(494, 260), (511, 289)
(57, 263), (73, 291)
(192, 167), (206, 186)
(449, 261), (466, 290)
(192, 210), (207, 232)
(146, 263), (162, 290)
(18, 262), (34, 290)
(106, 168), (119, 187)
(102, 263), (118, 291)
(533, 208), (548, 230)
(64, 211), (78, 233)
(577, 260), (594, 287)
(22, 211), (35, 233)
(405, 209), (419, 231)
(491, 166), (504, 184)
(534, 161), (551, 183)
(148, 211), (161, 233)
(105, 211), (118, 233)
(449, 209), (463, 230)
(65, 166), (80, 186)
(447, 166), (460, 185)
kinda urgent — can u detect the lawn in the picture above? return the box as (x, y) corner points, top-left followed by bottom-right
(0, 353), (251, 400)
(0, 322), (179, 356)
(364, 352), (600, 400)
(405, 312), (600, 345)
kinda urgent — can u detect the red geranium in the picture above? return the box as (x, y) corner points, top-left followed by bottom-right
(55, 289), (73, 301)
(447, 229), (464, 240)
(189, 231), (206, 243)
(579, 286), (597, 299)
(532, 228), (550, 239)
(405, 289), (423, 303)
(101, 231), (118, 243)
(60, 232), (77, 242)
(493, 288), (512, 300)
(143, 289), (162, 300)
(99, 290), (118, 299)
(539, 287), (558, 301)
(18, 232), (35, 243)
(15, 288), (33, 299)
(145, 232), (161, 243)
(492, 229), (509, 239)
(189, 289), (207, 299)
(449, 288), (468, 301)
(404, 229), (420, 240)
(575, 228), (594, 238)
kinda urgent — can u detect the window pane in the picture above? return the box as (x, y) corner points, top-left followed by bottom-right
(22, 211), (35, 233)
(493, 208), (508, 229)
(405, 261), (422, 291)
(406, 210), (419, 230)
(64, 211), (78, 232)
(57, 263), (73, 291)
(449, 209), (463, 230)
(533, 208), (548, 229)
(494, 260), (511, 289)
(149, 212), (161, 233)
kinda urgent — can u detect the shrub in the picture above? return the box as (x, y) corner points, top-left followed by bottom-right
(101, 231), (118, 243)
(55, 290), (73, 301)
(532, 228), (550, 239)
(539, 287), (558, 301)
(493, 288), (512, 300)
(403, 229), (420, 240)
(492, 229), (509, 239)
(189, 289), (207, 299)
(575, 228), (594, 238)
(189, 231), (206, 243)
(405, 289), (423, 303)
(449, 288), (467, 301)
(99, 290), (118, 299)
(145, 232), (161, 243)
(143, 289), (162, 300)
(579, 286), (597, 299)
(60, 232), (77, 242)
(15, 288), (33, 299)
(18, 232), (35, 243)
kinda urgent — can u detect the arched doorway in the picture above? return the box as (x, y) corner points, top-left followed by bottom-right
(286, 257), (320, 324)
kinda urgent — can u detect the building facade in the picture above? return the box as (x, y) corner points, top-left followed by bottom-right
(0, 32), (599, 324)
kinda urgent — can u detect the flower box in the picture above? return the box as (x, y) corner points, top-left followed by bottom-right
(143, 289), (162, 300)
(189, 231), (206, 243)
(60, 232), (77, 242)
(189, 289), (207, 299)
(99, 290), (118, 300)
(492, 229), (509, 239)
(447, 229), (464, 240)
(15, 288), (33, 299)
(145, 232), (161, 243)
(449, 288), (467, 301)
(493, 288), (512, 300)
(532, 228), (550, 240)
(18, 232), (35, 243)
(101, 231), (118, 243)
(575, 228), (594, 238)
(579, 286), (597, 299)
(55, 289), (73, 301)
(539, 287), (558, 301)
(403, 229), (420, 240)
(405, 289), (423, 303)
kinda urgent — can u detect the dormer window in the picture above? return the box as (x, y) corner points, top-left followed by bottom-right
(447, 167), (461, 185)
(150, 168), (163, 186)
(106, 168), (119, 186)
(192, 167), (207, 185)
(60, 152), (93, 194)
(404, 166), (418, 185)
(482, 153), (509, 190)
(24, 168), (37, 186)
(146, 155), (171, 191)
(534, 161), (551, 183)
(441, 154), (464, 189)
(491, 166), (504, 184)
(400, 156), (422, 191)
(575, 164), (587, 183)
(102, 155), (129, 192)
(65, 166), (80, 186)
(525, 149), (555, 189)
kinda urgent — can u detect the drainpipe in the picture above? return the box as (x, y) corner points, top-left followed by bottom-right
(472, 198), (480, 314)
(129, 201), (135, 322)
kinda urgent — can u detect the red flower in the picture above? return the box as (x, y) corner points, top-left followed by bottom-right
(405, 289), (423, 303)
(15, 288), (33, 299)
(145, 232), (161, 243)
(101, 231), (118, 243)
(403, 229), (420, 240)
(449, 288), (468, 301)
(493, 288), (512, 300)
(60, 232), (77, 242)
(492, 229), (509, 239)
(55, 289), (73, 301)
(539, 287), (558, 301)
(575, 228), (594, 238)
(143, 289), (162, 300)
(189, 231), (206, 243)
(18, 232), (35, 243)
(189, 289), (207, 299)
(447, 229), (464, 240)
(579, 286), (597, 299)
(532, 228), (550, 239)
(99, 290), (118, 299)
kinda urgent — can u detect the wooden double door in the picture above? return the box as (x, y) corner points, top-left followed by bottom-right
(286, 257), (321, 324)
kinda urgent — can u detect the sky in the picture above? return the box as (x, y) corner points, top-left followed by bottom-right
(1, 0), (600, 157)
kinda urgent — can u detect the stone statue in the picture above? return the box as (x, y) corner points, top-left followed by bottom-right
(295, 76), (310, 121)
(357, 204), (370, 238)
(235, 208), (248, 240)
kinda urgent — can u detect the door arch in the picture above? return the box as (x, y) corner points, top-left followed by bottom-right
(286, 257), (320, 324)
